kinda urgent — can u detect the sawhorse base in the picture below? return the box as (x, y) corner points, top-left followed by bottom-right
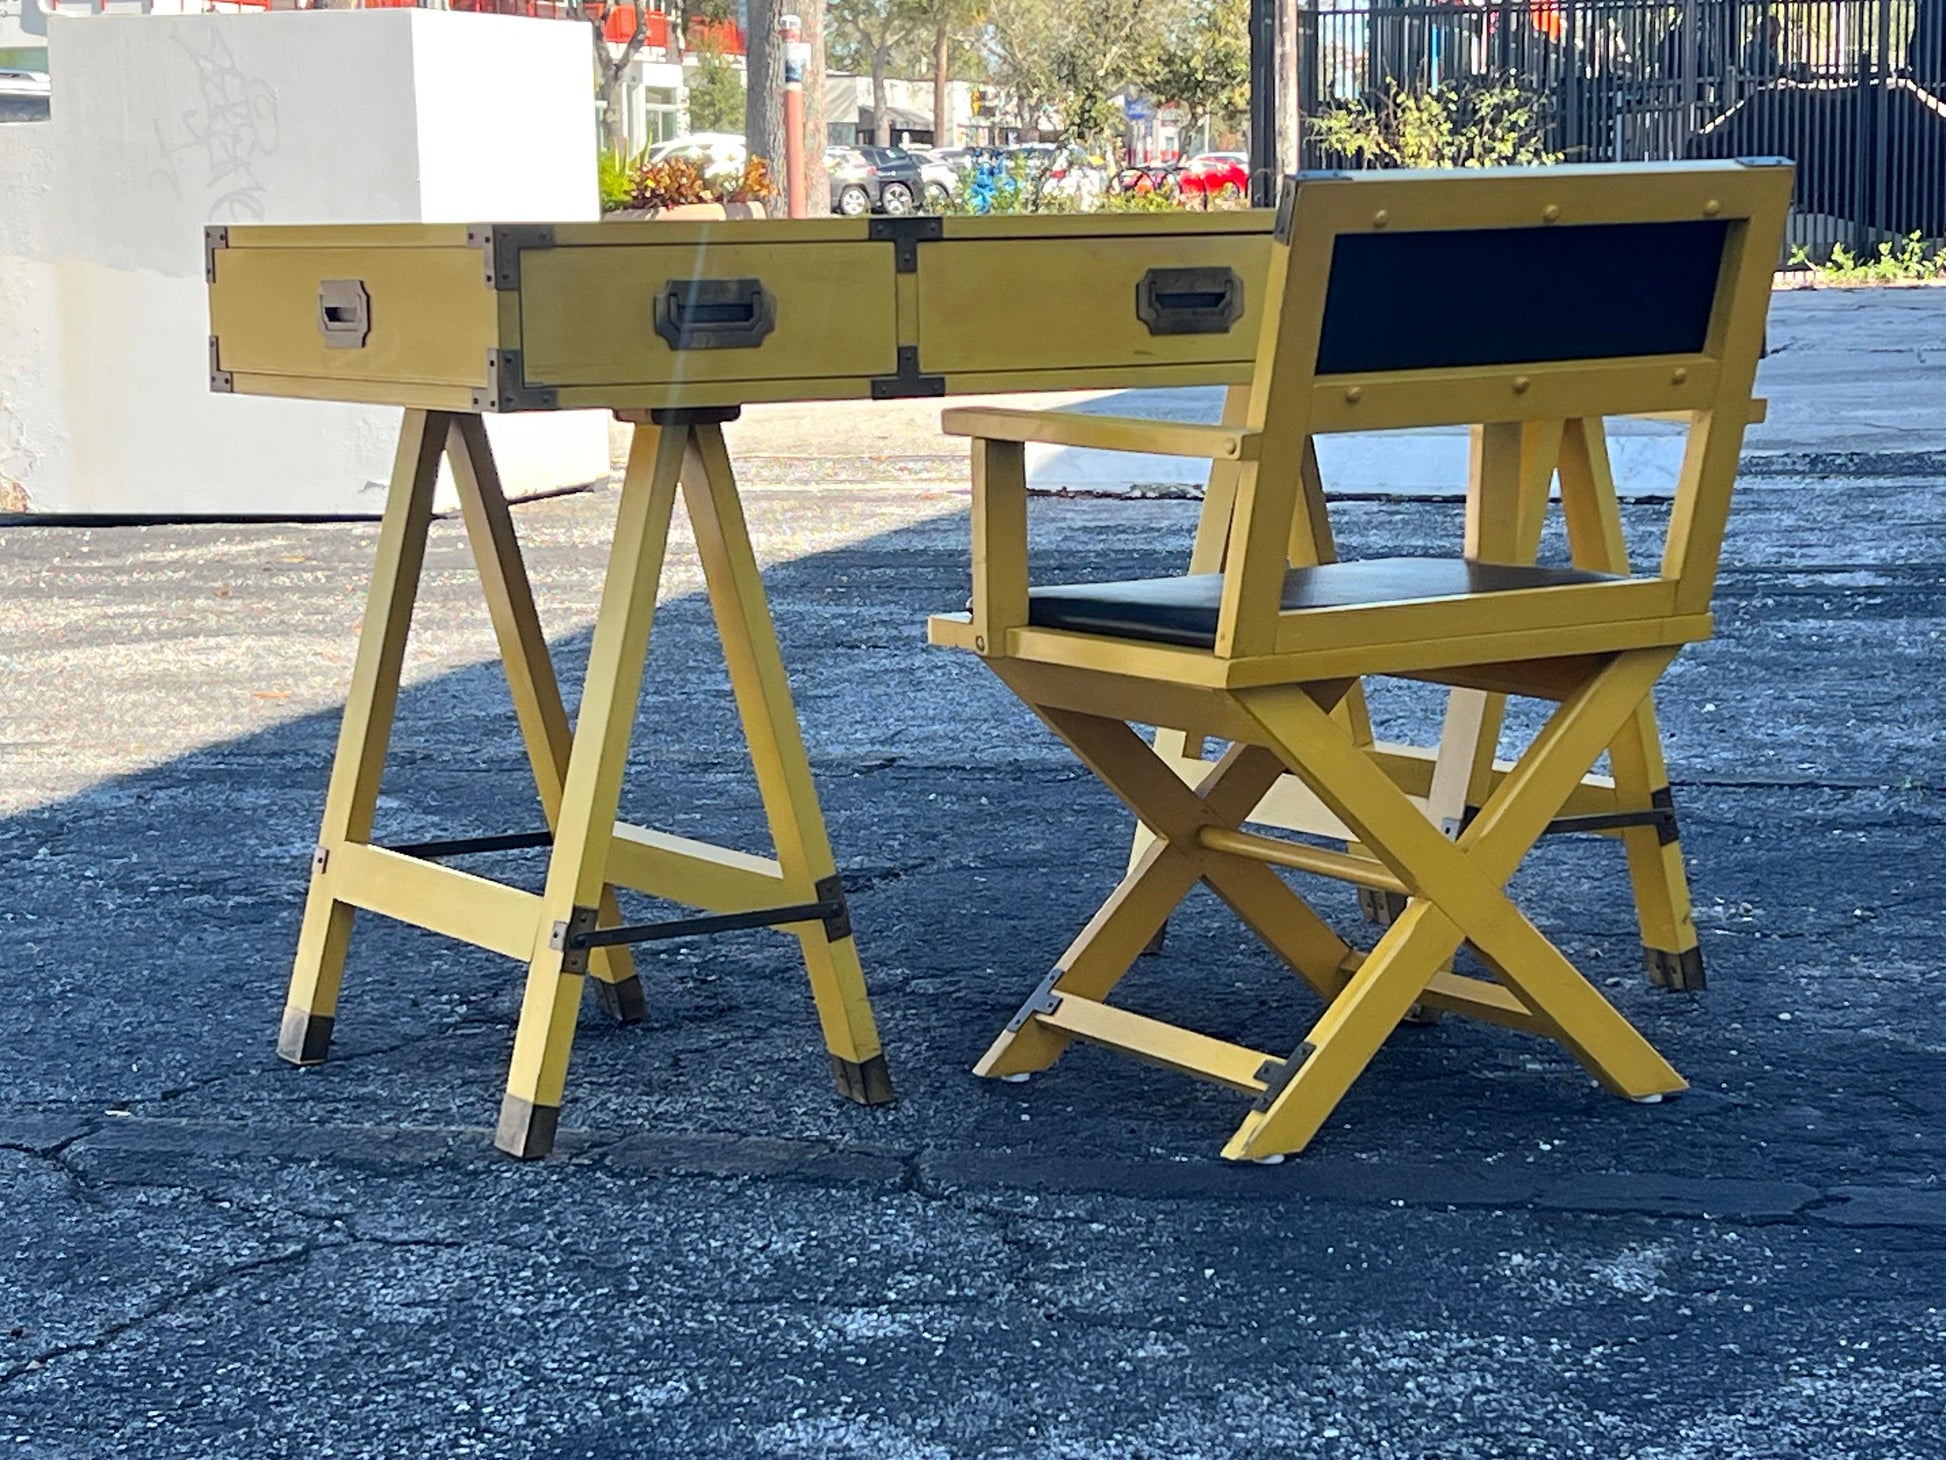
(276, 407), (893, 1158)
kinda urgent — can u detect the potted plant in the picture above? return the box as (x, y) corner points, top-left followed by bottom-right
(604, 155), (775, 221)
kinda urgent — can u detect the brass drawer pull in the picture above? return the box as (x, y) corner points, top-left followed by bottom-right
(653, 277), (777, 351)
(1136, 266), (1244, 336)
(317, 279), (371, 349)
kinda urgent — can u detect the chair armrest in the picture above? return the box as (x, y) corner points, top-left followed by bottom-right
(942, 406), (1260, 462)
(968, 439), (1029, 655)
(1628, 397), (1767, 425)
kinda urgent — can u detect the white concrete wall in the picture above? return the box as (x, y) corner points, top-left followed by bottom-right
(0, 10), (610, 516)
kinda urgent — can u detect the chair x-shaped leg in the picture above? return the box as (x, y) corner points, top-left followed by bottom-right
(978, 647), (1688, 1162)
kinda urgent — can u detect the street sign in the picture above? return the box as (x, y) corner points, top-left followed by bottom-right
(1123, 98), (1155, 122)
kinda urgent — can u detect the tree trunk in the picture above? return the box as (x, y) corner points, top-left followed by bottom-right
(932, 22), (951, 148)
(1277, 0), (1300, 177)
(803, 0), (831, 212)
(745, 0), (788, 172)
(872, 48), (892, 145)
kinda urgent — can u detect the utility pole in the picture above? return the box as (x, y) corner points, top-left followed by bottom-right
(782, 12), (809, 217)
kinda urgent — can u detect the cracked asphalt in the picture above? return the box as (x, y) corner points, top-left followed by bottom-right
(2, 459), (1944, 1455)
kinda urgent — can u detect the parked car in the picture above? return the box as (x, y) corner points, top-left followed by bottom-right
(826, 145), (924, 216)
(1178, 151), (1249, 201)
(0, 69), (50, 125)
(1004, 143), (1109, 207)
(904, 147), (961, 209)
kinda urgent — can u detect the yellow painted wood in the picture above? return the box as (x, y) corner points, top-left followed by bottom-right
(1226, 899), (1470, 1161)
(279, 409), (446, 1064)
(679, 422), (887, 1074)
(518, 241), (899, 388)
(328, 844), (543, 961)
(1265, 579), (1680, 658)
(970, 439), (1029, 653)
(210, 245), (496, 387)
(499, 421), (686, 1139)
(1308, 359), (1721, 433)
(218, 373), (481, 412)
(1139, 383), (1257, 865)
(1425, 418), (1562, 833)
(1197, 826), (1410, 895)
(917, 234), (1266, 376)
(1040, 994), (1279, 1094)
(1237, 671), (1687, 1102)
(1558, 416), (1701, 972)
(604, 824), (790, 911)
(1415, 969), (1544, 1033)
(447, 414), (640, 1001)
(942, 407), (1258, 462)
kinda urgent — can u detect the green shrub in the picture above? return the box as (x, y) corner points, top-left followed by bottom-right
(1792, 233), (1946, 285)
(1311, 76), (1560, 169)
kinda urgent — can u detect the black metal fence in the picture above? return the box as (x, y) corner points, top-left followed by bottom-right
(1295, 0), (1946, 259)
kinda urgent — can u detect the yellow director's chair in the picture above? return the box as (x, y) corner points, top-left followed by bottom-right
(928, 161), (1792, 1162)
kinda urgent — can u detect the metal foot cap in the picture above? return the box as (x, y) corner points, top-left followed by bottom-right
(592, 974), (648, 1024)
(831, 1052), (896, 1106)
(277, 1007), (334, 1066)
(495, 1095), (561, 1159)
(1644, 944), (1706, 992)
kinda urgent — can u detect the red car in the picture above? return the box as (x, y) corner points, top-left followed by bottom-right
(1177, 151), (1249, 201)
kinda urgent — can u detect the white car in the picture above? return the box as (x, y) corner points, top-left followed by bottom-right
(647, 132), (747, 176)
(0, 69), (50, 125)
(904, 147), (960, 209)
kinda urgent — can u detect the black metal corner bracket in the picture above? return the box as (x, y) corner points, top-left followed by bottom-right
(467, 224), (556, 292)
(209, 336), (233, 394)
(473, 350), (557, 413)
(1252, 1041), (1318, 1113)
(1005, 968), (1064, 1033)
(871, 345), (945, 401)
(204, 225), (228, 284)
(867, 215), (943, 272)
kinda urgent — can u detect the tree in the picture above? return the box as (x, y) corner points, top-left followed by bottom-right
(1142, 0), (1248, 146)
(910, 0), (984, 148)
(589, 4), (654, 156)
(831, 0), (925, 145)
(687, 40), (745, 134)
(745, 0), (789, 169)
(803, 0), (832, 210)
(986, 0), (1159, 146)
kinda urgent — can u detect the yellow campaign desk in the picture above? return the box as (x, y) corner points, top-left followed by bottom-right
(207, 209), (1707, 1159)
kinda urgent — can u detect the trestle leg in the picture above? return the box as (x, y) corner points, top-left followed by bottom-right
(447, 415), (646, 1021)
(279, 409), (447, 1066)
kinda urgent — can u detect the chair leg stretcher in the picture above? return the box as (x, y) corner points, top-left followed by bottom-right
(278, 408), (893, 1159)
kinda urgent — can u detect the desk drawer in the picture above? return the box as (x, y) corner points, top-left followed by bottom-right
(920, 214), (1272, 392)
(517, 238), (898, 391)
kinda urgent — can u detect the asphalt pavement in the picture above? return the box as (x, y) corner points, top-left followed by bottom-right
(2, 437), (1943, 1454)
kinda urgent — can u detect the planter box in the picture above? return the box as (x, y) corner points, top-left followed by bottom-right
(604, 202), (769, 222)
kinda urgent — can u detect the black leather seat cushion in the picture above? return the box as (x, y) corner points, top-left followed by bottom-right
(1026, 557), (1623, 649)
